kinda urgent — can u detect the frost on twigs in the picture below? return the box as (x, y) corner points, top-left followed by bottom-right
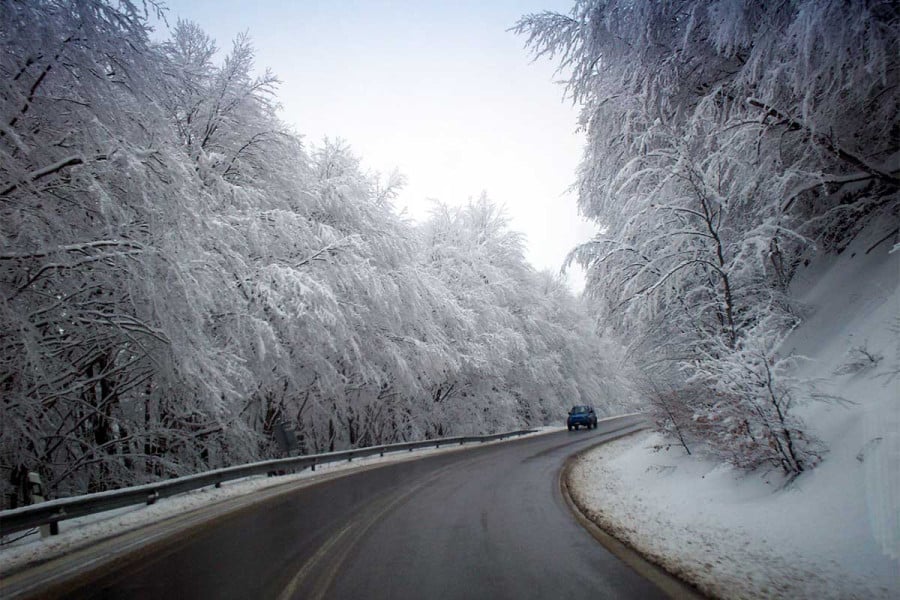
(0, 2), (632, 505)
(687, 336), (826, 476)
(516, 0), (898, 474)
(855, 437), (883, 464)
(644, 334), (826, 476)
(833, 342), (884, 376)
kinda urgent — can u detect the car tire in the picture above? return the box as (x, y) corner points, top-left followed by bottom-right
(567, 425), (573, 431)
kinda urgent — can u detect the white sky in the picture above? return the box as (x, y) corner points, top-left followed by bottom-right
(153, 0), (596, 291)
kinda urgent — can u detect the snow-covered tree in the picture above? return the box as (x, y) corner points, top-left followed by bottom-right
(0, 0), (258, 498)
(418, 196), (628, 435)
(1, 1), (627, 505)
(517, 0), (899, 474)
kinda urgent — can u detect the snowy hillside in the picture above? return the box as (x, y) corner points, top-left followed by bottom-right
(569, 225), (899, 599)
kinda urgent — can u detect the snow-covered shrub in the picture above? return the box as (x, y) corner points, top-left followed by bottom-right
(689, 334), (824, 475)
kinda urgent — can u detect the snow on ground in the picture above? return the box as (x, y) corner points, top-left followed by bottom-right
(0, 426), (563, 575)
(569, 228), (899, 600)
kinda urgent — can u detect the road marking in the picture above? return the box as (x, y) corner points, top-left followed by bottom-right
(0, 467), (397, 599)
(277, 454), (495, 600)
(280, 424), (651, 600)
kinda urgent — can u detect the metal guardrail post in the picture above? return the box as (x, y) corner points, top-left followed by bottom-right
(26, 472), (54, 537)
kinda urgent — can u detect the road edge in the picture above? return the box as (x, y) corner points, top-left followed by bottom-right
(559, 430), (708, 600)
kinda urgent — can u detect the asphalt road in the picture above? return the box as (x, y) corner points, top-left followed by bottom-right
(15, 415), (668, 599)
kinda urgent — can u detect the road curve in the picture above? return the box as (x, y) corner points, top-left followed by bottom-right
(14, 415), (667, 599)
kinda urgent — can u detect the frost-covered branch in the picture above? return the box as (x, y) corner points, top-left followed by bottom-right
(1, 153), (109, 197)
(745, 98), (900, 186)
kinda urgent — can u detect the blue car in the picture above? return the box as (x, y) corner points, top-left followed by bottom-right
(567, 405), (598, 431)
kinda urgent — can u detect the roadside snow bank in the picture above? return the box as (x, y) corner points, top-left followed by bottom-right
(570, 431), (897, 599)
(569, 229), (899, 599)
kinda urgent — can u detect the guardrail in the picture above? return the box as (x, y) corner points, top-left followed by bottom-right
(0, 429), (536, 538)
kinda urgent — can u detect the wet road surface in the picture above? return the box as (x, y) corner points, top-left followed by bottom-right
(13, 415), (667, 599)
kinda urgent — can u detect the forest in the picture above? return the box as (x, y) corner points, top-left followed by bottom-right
(1, 1), (626, 505)
(517, 0), (898, 475)
(3, 0), (898, 506)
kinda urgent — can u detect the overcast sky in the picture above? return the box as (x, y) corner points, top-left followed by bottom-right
(153, 0), (595, 291)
